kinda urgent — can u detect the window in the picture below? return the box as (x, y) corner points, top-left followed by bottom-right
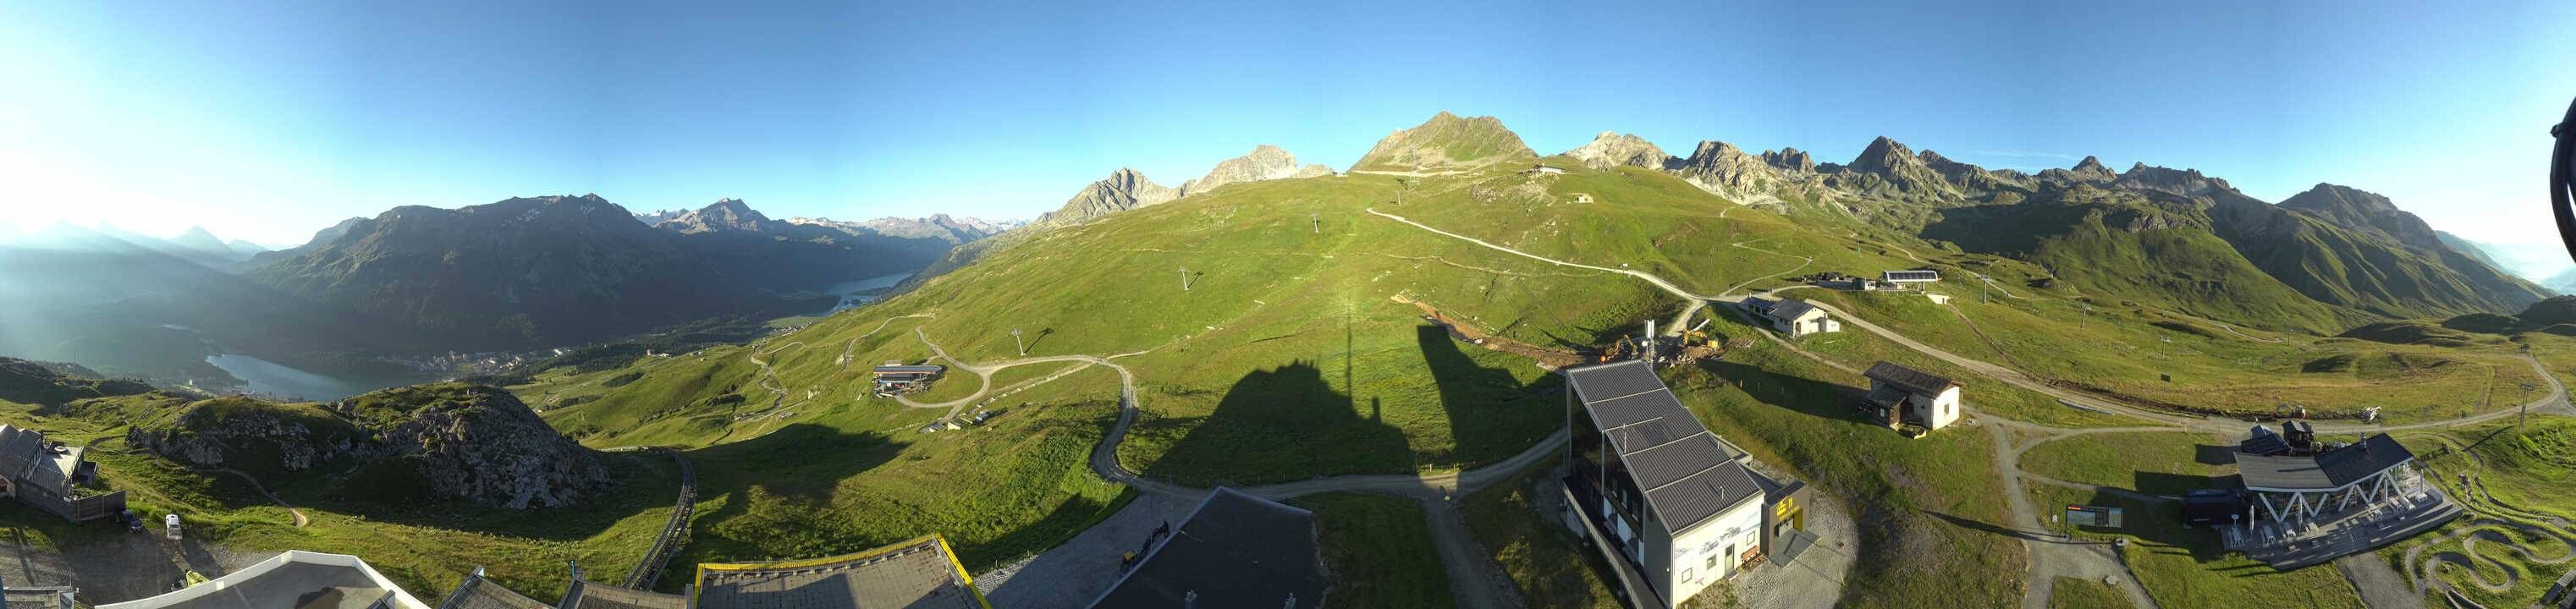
(1707, 553), (1720, 569)
(1682, 568), (1695, 583)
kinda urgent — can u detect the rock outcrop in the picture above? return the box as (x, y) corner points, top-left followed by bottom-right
(1350, 112), (1536, 172)
(1032, 168), (1180, 227)
(127, 384), (610, 509)
(653, 198), (771, 233)
(2113, 162), (2233, 198)
(1825, 136), (1958, 199)
(1671, 140), (1805, 204)
(1180, 145), (1330, 198)
(1760, 148), (1816, 173)
(126, 396), (365, 473)
(2038, 156), (2120, 185)
(1563, 131), (1673, 170)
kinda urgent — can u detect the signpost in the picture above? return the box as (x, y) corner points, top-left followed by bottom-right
(2065, 505), (2124, 529)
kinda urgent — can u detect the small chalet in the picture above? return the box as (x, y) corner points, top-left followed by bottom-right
(1762, 299), (1839, 337)
(0, 425), (123, 522)
(1527, 164), (1567, 175)
(1858, 362), (1962, 433)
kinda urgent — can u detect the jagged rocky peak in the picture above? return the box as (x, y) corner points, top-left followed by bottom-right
(1915, 149), (1966, 170)
(1674, 140), (1765, 175)
(2114, 162), (2234, 197)
(1032, 167), (1180, 227)
(2039, 156), (2120, 185)
(656, 197), (771, 233)
(1823, 136), (1957, 198)
(2070, 156), (2116, 180)
(1180, 145), (1331, 198)
(1670, 139), (1817, 203)
(2283, 183), (2403, 215)
(1916, 149), (2035, 193)
(1564, 131), (1673, 169)
(1845, 136), (1924, 174)
(2278, 183), (2447, 253)
(1350, 112), (1536, 171)
(1760, 147), (1815, 173)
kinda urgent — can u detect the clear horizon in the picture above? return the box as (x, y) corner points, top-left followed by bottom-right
(5, 1), (2573, 261)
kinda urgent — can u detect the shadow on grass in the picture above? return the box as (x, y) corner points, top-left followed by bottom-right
(1020, 327), (1057, 354)
(2133, 471), (2238, 498)
(1925, 510), (2055, 543)
(1139, 360), (1413, 487)
(647, 423), (905, 578)
(1697, 359), (1871, 426)
(264, 447), (682, 543)
(2194, 444), (2238, 466)
(1418, 325), (1562, 468)
(2065, 486), (2231, 562)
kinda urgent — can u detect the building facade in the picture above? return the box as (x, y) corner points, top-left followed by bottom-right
(0, 425), (124, 523)
(1564, 360), (1781, 607)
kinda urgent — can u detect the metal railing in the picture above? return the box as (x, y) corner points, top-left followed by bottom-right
(623, 447), (697, 589)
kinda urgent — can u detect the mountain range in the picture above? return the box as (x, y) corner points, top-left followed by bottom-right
(1524, 124), (2551, 325)
(248, 195), (994, 350)
(3, 111), (2548, 390)
(969, 113), (2546, 332)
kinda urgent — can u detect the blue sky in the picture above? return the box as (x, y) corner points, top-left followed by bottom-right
(3, 1), (2572, 263)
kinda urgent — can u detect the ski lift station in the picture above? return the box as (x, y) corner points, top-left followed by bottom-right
(872, 365), (946, 397)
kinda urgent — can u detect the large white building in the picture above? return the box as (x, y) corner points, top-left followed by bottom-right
(1562, 360), (1810, 608)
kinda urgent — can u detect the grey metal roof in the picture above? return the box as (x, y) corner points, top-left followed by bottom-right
(0, 425), (76, 496)
(2237, 434), (2417, 491)
(1769, 299), (1823, 321)
(1089, 486), (1327, 609)
(1863, 361), (1957, 397)
(98, 551), (425, 609)
(1881, 269), (1940, 282)
(437, 573), (550, 609)
(1566, 360), (1766, 535)
(695, 535), (984, 609)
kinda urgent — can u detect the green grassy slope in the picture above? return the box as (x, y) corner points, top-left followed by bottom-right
(1301, 493), (1456, 607)
(504, 156), (2552, 599)
(1920, 190), (2353, 332)
(0, 394), (675, 605)
(2382, 419), (2576, 608)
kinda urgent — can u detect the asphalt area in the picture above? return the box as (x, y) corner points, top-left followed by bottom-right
(0, 526), (259, 604)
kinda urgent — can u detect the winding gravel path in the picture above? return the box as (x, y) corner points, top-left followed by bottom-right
(1364, 207), (2576, 608)
(904, 323), (1544, 608)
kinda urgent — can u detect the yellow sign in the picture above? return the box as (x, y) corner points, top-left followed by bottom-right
(1775, 496), (1797, 519)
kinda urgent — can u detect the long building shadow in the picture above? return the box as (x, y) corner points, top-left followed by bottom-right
(1417, 325), (1561, 469)
(1697, 359), (1872, 426)
(2066, 486), (2230, 562)
(1138, 360), (1414, 487)
(659, 423), (905, 575)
